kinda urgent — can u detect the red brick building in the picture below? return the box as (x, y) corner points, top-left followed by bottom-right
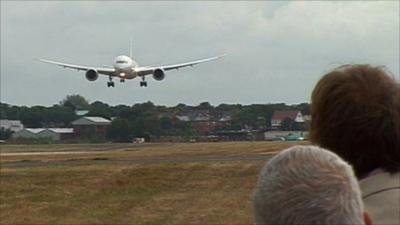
(271, 111), (305, 128)
(72, 117), (111, 140)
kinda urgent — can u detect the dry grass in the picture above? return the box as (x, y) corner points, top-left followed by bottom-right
(0, 142), (303, 225)
(0, 142), (303, 163)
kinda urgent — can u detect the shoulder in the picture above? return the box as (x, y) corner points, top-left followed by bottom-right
(360, 172), (400, 225)
(360, 172), (400, 195)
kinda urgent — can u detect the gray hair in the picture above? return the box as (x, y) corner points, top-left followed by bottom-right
(253, 145), (364, 225)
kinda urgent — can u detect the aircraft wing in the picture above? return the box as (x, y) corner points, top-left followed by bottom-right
(135, 54), (226, 76)
(39, 59), (116, 76)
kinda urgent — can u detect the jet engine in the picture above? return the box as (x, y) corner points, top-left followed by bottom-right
(153, 68), (165, 81)
(85, 69), (98, 81)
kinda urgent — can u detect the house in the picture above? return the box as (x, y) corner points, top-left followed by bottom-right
(72, 116), (111, 140)
(183, 110), (232, 134)
(218, 111), (232, 122)
(0, 119), (24, 132)
(271, 111), (305, 128)
(175, 110), (211, 122)
(158, 110), (233, 135)
(175, 115), (190, 122)
(191, 121), (218, 134)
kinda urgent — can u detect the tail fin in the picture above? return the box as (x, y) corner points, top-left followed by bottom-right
(129, 38), (133, 59)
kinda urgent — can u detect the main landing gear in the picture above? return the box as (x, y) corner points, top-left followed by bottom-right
(107, 76), (115, 87)
(107, 81), (115, 87)
(140, 76), (147, 87)
(106, 76), (148, 87)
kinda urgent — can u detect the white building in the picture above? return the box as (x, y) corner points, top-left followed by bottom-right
(0, 119), (24, 132)
(72, 117), (111, 126)
(12, 128), (44, 138)
(37, 128), (74, 141)
(12, 128), (74, 141)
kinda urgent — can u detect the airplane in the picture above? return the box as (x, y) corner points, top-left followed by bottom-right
(39, 44), (225, 87)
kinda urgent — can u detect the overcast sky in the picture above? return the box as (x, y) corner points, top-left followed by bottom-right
(1, 1), (399, 107)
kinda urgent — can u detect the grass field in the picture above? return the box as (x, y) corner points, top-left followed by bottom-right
(0, 141), (305, 225)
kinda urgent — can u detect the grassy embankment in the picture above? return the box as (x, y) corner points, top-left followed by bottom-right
(0, 141), (305, 225)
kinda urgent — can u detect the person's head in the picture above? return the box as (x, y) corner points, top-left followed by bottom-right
(253, 145), (366, 225)
(310, 64), (400, 178)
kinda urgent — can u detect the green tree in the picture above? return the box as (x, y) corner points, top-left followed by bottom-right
(88, 101), (112, 119)
(280, 117), (295, 131)
(60, 94), (89, 111)
(0, 103), (9, 119)
(131, 112), (161, 140)
(256, 116), (267, 129)
(0, 128), (13, 140)
(43, 105), (77, 127)
(216, 103), (241, 112)
(107, 118), (132, 142)
(160, 117), (173, 130)
(20, 106), (45, 128)
(175, 103), (187, 108)
(113, 104), (132, 118)
(198, 102), (213, 110)
(294, 103), (311, 115)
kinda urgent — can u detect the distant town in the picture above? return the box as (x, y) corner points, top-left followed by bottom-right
(0, 95), (311, 143)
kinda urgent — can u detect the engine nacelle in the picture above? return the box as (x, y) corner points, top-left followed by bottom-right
(85, 69), (98, 81)
(153, 68), (165, 81)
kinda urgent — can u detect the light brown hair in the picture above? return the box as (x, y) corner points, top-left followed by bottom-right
(310, 64), (400, 178)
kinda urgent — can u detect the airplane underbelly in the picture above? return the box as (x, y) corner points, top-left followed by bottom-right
(116, 68), (137, 79)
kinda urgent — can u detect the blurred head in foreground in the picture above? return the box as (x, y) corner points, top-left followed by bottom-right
(310, 64), (400, 178)
(253, 145), (366, 225)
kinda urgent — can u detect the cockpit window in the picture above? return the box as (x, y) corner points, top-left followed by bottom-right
(116, 60), (128, 64)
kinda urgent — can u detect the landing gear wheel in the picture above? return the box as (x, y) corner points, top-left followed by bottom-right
(107, 76), (115, 87)
(139, 76), (147, 87)
(140, 81), (147, 87)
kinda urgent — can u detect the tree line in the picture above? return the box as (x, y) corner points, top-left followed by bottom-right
(1, 95), (310, 142)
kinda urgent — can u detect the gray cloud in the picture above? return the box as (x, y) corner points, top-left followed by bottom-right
(1, 1), (398, 106)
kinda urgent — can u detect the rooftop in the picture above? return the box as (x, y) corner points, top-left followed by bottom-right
(85, 117), (111, 123)
(72, 117), (111, 126)
(25, 128), (46, 133)
(47, 128), (74, 133)
(271, 111), (301, 121)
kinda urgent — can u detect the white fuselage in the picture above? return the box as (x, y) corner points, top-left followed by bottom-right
(113, 55), (139, 79)
(40, 51), (223, 87)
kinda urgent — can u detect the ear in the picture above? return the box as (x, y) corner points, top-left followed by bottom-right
(363, 212), (373, 225)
